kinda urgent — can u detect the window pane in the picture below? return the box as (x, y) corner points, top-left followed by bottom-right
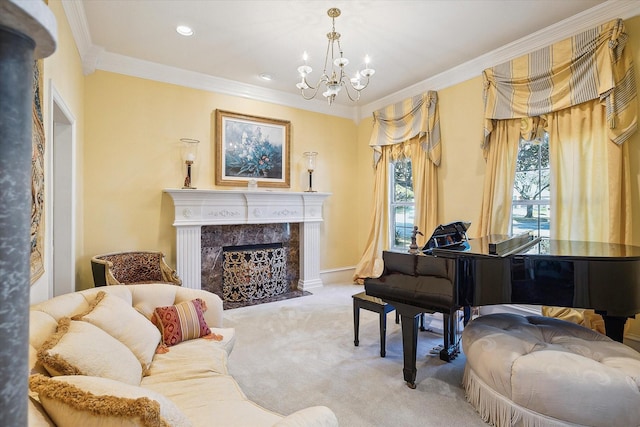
(511, 135), (550, 238)
(393, 159), (413, 202)
(393, 206), (415, 248)
(390, 157), (415, 251)
(511, 204), (550, 238)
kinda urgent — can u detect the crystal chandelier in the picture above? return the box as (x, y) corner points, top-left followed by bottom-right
(296, 8), (375, 105)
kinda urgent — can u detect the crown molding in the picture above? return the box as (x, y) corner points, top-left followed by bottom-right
(97, 51), (357, 121)
(60, 0), (94, 71)
(358, 0), (640, 119)
(63, 0), (640, 123)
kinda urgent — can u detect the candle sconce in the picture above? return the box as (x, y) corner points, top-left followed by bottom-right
(303, 151), (318, 192)
(180, 138), (200, 189)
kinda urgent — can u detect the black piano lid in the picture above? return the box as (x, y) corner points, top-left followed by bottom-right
(433, 235), (640, 260)
(522, 239), (640, 260)
(432, 233), (533, 258)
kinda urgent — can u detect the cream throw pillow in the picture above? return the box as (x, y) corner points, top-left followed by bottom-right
(37, 318), (142, 385)
(73, 291), (161, 370)
(29, 374), (192, 427)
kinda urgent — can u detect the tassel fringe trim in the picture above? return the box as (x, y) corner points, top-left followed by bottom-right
(462, 365), (584, 427)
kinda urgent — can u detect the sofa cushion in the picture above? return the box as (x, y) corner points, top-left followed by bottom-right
(28, 395), (55, 427)
(142, 375), (282, 427)
(29, 374), (192, 427)
(152, 299), (211, 347)
(37, 318), (142, 385)
(72, 291), (161, 370)
(142, 339), (231, 384)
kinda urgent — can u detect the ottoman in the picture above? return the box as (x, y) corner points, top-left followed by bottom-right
(462, 313), (640, 427)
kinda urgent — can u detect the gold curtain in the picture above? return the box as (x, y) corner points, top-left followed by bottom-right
(547, 99), (632, 244)
(354, 92), (441, 282)
(475, 118), (521, 237)
(353, 147), (390, 282)
(483, 18), (636, 147)
(369, 91), (441, 167)
(478, 18), (636, 238)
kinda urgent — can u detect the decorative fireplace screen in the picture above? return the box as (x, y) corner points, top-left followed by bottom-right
(222, 243), (288, 303)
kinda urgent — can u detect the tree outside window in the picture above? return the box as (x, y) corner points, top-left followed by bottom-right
(390, 158), (415, 251)
(511, 134), (550, 237)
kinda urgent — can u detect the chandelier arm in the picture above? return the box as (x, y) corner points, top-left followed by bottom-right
(349, 75), (371, 91)
(300, 85), (322, 100)
(302, 76), (317, 91)
(341, 82), (362, 102)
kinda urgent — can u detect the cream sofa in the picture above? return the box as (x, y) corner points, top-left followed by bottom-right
(28, 284), (339, 427)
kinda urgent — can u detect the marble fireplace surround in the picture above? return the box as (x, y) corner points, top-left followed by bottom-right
(164, 189), (331, 291)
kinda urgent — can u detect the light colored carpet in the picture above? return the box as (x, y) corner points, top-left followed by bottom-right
(223, 283), (487, 426)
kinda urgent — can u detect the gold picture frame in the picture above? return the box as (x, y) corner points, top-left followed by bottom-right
(215, 110), (291, 188)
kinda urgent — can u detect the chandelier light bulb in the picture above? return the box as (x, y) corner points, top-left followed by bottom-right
(295, 7), (374, 105)
(298, 64), (312, 77)
(334, 57), (349, 68)
(361, 67), (375, 78)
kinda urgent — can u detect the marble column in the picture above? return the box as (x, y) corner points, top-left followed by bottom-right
(0, 1), (56, 425)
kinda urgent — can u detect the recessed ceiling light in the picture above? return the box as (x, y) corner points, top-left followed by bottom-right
(176, 25), (194, 36)
(259, 73), (272, 81)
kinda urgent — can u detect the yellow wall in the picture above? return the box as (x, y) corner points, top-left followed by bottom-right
(82, 73), (360, 288)
(436, 77), (487, 235)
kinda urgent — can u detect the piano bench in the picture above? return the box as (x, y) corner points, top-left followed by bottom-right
(352, 292), (399, 357)
(462, 313), (640, 427)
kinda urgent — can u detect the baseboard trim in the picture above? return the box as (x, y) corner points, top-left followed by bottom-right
(320, 266), (356, 285)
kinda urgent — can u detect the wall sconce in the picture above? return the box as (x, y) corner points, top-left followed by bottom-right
(180, 138), (200, 189)
(303, 151), (318, 192)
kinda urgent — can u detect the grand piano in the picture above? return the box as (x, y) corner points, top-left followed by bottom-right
(364, 223), (640, 388)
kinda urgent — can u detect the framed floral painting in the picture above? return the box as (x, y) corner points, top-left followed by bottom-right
(215, 110), (291, 188)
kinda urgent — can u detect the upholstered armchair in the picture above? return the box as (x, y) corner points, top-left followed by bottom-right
(91, 251), (182, 287)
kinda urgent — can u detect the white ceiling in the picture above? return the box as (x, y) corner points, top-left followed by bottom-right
(64, 0), (640, 119)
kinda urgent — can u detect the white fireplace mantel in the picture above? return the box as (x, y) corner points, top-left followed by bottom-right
(164, 189), (331, 290)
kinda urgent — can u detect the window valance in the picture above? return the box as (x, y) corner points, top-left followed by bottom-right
(483, 18), (637, 149)
(369, 91), (441, 167)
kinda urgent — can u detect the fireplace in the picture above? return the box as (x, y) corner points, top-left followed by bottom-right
(222, 243), (287, 300)
(164, 189), (330, 292)
(201, 223), (300, 307)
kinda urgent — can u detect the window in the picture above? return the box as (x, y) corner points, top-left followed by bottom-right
(511, 134), (550, 237)
(390, 158), (415, 251)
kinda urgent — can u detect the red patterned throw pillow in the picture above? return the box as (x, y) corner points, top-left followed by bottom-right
(152, 298), (212, 347)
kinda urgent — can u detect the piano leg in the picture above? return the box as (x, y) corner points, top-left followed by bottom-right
(439, 308), (461, 362)
(394, 303), (424, 389)
(600, 314), (628, 343)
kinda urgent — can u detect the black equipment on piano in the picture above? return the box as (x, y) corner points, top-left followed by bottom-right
(364, 226), (640, 388)
(421, 220), (471, 253)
